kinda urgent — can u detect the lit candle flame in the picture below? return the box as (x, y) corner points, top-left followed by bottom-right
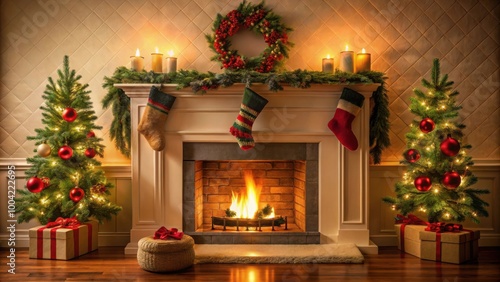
(167, 50), (174, 57)
(135, 48), (140, 57)
(326, 54), (331, 59)
(155, 47), (159, 53)
(345, 44), (349, 51)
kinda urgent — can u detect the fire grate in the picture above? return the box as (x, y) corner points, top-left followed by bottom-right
(211, 216), (288, 231)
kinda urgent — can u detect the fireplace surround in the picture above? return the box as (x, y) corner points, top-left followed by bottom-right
(119, 83), (379, 254)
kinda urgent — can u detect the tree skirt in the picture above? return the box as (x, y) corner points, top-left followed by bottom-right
(194, 243), (364, 264)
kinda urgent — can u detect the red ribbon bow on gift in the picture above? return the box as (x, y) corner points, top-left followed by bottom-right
(425, 222), (463, 233)
(45, 217), (81, 229)
(153, 226), (184, 240)
(395, 214), (428, 226)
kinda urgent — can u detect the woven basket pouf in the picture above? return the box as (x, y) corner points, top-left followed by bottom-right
(137, 235), (195, 272)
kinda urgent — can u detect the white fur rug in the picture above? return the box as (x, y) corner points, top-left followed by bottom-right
(194, 243), (364, 264)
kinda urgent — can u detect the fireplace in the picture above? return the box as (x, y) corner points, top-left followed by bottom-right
(183, 142), (319, 244)
(119, 83), (379, 254)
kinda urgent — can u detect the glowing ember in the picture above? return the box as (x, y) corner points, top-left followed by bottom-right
(229, 171), (275, 219)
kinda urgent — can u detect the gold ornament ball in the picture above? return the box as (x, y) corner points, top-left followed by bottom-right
(37, 143), (51, 157)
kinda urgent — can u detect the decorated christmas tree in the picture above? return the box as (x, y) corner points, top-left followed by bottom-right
(15, 56), (121, 224)
(383, 59), (489, 223)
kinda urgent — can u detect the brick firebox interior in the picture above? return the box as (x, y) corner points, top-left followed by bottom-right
(194, 160), (306, 232)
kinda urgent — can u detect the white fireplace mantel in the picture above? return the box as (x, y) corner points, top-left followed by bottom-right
(118, 83), (380, 254)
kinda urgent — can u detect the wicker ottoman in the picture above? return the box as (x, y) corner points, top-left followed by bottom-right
(137, 235), (195, 272)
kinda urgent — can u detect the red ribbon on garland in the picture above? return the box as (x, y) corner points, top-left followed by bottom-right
(154, 226), (184, 240)
(394, 214), (428, 252)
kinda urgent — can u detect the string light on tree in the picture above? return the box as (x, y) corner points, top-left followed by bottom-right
(383, 59), (489, 224)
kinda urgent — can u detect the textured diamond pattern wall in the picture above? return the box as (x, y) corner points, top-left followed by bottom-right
(0, 0), (498, 162)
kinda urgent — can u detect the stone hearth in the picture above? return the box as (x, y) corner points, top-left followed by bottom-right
(119, 83), (379, 254)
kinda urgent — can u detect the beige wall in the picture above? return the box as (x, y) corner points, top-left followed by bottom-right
(1, 0), (499, 162)
(1, 0), (499, 246)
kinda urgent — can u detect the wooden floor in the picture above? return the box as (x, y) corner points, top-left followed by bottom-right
(1, 247), (499, 281)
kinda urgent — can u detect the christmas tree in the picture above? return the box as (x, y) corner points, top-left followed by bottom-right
(15, 56), (122, 224)
(383, 59), (489, 223)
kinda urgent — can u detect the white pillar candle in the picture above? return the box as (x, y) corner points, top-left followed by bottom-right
(151, 47), (163, 73)
(322, 55), (334, 73)
(130, 48), (144, 71)
(131, 48), (144, 71)
(339, 45), (354, 73)
(356, 48), (371, 72)
(166, 50), (177, 73)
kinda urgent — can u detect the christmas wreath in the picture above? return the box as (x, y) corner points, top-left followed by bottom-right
(206, 1), (293, 72)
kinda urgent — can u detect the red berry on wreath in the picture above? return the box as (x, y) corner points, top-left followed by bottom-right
(442, 171), (461, 189)
(87, 131), (95, 138)
(85, 148), (96, 158)
(27, 176), (44, 193)
(62, 107), (77, 122)
(69, 187), (85, 203)
(419, 118), (435, 133)
(414, 176), (432, 192)
(440, 134), (460, 157)
(58, 145), (73, 160)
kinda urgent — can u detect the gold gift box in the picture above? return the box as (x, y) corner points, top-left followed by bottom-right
(29, 221), (98, 260)
(420, 229), (480, 264)
(394, 224), (428, 257)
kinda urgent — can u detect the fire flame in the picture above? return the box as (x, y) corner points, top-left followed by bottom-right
(229, 171), (275, 219)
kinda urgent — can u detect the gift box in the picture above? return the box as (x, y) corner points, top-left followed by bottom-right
(420, 229), (480, 264)
(395, 223), (428, 257)
(29, 220), (98, 260)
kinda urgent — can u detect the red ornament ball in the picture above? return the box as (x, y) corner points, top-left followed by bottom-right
(440, 134), (460, 157)
(414, 176), (432, 192)
(58, 145), (73, 160)
(62, 107), (77, 122)
(86, 131), (95, 138)
(419, 118), (435, 133)
(85, 148), (96, 158)
(442, 171), (461, 189)
(404, 149), (421, 163)
(69, 187), (85, 203)
(27, 176), (44, 193)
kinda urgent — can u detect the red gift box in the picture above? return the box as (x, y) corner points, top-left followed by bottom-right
(29, 220), (98, 260)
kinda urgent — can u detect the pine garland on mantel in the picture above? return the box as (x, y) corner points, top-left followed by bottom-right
(102, 67), (390, 163)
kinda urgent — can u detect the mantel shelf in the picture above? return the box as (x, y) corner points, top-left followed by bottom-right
(115, 83), (381, 98)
